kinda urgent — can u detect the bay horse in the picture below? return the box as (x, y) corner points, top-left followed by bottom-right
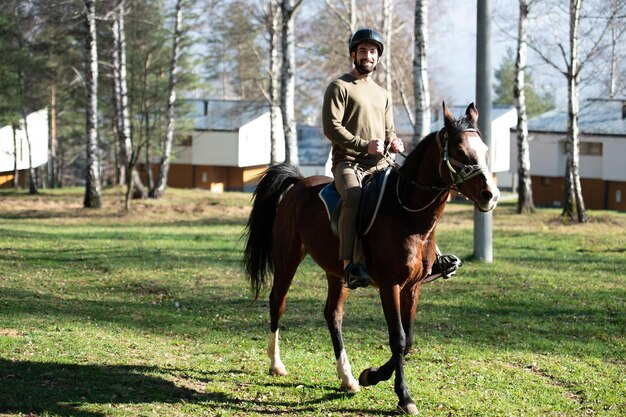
(243, 102), (499, 415)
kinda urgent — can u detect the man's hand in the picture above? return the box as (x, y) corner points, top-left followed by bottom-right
(390, 138), (404, 153)
(367, 139), (384, 155)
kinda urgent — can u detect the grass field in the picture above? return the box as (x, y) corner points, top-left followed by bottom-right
(0, 187), (624, 417)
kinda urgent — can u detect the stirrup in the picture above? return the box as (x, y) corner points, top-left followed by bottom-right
(423, 253), (463, 284)
(344, 262), (370, 289)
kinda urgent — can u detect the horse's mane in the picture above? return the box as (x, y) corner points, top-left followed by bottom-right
(398, 113), (478, 178)
(398, 131), (436, 178)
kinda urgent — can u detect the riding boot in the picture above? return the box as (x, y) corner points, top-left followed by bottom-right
(344, 262), (370, 289)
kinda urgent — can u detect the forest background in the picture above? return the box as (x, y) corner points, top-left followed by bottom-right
(0, 0), (624, 194)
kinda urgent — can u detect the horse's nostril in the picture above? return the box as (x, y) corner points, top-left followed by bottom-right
(481, 190), (493, 202)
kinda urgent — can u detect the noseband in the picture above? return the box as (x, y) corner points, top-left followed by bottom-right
(436, 128), (490, 190)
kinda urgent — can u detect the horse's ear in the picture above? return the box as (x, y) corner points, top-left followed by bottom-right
(442, 101), (455, 130)
(466, 102), (479, 125)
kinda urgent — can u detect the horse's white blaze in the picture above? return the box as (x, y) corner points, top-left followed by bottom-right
(336, 349), (360, 393)
(268, 330), (287, 376)
(467, 134), (500, 210)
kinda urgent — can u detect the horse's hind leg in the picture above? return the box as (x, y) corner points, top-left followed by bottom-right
(267, 236), (305, 376)
(324, 273), (360, 393)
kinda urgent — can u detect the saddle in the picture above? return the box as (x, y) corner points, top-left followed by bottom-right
(318, 166), (392, 238)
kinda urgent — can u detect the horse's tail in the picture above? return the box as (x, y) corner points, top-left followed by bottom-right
(243, 163), (303, 300)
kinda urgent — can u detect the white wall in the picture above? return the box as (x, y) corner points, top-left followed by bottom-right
(191, 130), (239, 166)
(504, 130), (626, 182)
(490, 109), (516, 173)
(602, 137), (626, 181)
(181, 112), (285, 168)
(0, 109), (48, 172)
(238, 114), (285, 167)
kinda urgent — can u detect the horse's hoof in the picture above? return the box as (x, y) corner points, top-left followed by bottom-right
(396, 402), (418, 415)
(269, 363), (288, 376)
(358, 367), (378, 387)
(340, 379), (360, 394)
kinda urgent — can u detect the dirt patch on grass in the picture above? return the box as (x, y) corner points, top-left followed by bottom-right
(0, 328), (24, 337)
(0, 188), (251, 223)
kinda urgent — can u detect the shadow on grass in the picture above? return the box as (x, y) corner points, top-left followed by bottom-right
(0, 359), (394, 416)
(0, 360), (232, 417)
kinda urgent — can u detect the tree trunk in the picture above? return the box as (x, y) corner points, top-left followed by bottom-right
(562, 0), (586, 222)
(144, 113), (154, 189)
(12, 125), (19, 189)
(269, 0), (282, 165)
(112, 8), (124, 186)
(382, 0), (394, 95)
(142, 53), (154, 190)
(112, 0), (146, 207)
(514, 0), (535, 214)
(83, 0), (102, 208)
(280, 0), (299, 166)
(412, 0), (430, 145)
(17, 66), (38, 195)
(21, 110), (38, 195)
(608, 0), (618, 99)
(150, 0), (183, 198)
(48, 85), (58, 188)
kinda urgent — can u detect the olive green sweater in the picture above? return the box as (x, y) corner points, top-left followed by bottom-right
(322, 73), (397, 167)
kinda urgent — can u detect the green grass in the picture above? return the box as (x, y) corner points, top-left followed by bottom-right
(0, 187), (624, 416)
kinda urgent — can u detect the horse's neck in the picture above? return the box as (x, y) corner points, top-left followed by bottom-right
(395, 132), (449, 230)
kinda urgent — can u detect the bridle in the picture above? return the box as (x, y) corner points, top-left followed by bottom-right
(436, 128), (490, 189)
(384, 127), (489, 212)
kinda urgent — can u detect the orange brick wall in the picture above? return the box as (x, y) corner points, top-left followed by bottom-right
(532, 175), (626, 211)
(607, 181), (626, 211)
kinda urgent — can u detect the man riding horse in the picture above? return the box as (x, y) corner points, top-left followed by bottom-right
(322, 28), (462, 289)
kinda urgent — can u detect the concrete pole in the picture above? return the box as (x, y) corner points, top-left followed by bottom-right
(474, 0), (493, 262)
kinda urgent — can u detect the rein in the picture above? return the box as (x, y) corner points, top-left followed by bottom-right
(383, 128), (486, 212)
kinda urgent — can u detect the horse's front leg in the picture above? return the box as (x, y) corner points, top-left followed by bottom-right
(401, 283), (422, 356)
(359, 284), (417, 415)
(324, 273), (360, 393)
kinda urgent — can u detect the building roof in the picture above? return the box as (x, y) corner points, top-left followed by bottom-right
(188, 99), (269, 131)
(297, 125), (331, 166)
(394, 103), (515, 135)
(528, 99), (626, 136)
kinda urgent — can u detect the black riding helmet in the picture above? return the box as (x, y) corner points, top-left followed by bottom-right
(348, 28), (384, 56)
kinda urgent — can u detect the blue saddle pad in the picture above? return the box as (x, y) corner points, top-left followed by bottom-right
(319, 181), (341, 220)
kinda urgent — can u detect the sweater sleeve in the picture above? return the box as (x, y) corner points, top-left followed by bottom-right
(322, 81), (370, 153)
(384, 91), (398, 142)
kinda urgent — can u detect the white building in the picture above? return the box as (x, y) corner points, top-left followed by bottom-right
(149, 99), (284, 192)
(506, 99), (626, 210)
(0, 109), (49, 188)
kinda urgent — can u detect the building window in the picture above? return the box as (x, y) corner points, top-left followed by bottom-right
(617, 190), (622, 204)
(580, 142), (602, 156)
(201, 172), (208, 183)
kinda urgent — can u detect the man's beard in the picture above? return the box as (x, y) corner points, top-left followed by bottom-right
(354, 59), (375, 75)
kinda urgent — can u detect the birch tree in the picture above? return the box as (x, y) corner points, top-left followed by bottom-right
(412, 0), (429, 145)
(514, 0), (535, 214)
(111, 0), (147, 209)
(268, 0), (282, 165)
(382, 0), (394, 95)
(280, 0), (302, 166)
(562, 0), (586, 222)
(83, 0), (102, 208)
(527, 0), (621, 222)
(12, 125), (19, 188)
(150, 0), (183, 199)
